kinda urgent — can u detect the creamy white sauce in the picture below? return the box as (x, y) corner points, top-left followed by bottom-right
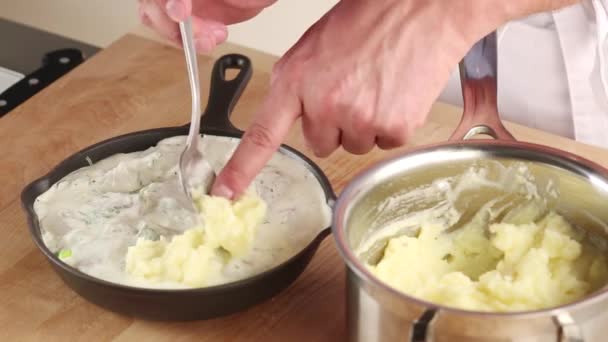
(355, 162), (556, 261)
(34, 135), (332, 289)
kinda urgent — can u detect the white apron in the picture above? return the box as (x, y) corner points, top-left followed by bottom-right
(439, 0), (608, 148)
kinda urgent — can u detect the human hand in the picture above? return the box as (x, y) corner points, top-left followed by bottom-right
(210, 0), (484, 199)
(138, 0), (277, 52)
(211, 0), (580, 199)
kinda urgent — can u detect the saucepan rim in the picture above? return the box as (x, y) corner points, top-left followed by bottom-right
(332, 138), (608, 318)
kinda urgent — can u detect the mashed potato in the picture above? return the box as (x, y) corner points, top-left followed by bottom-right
(126, 193), (267, 287)
(368, 208), (608, 312)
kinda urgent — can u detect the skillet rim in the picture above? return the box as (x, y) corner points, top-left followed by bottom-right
(19, 53), (337, 296)
(20, 123), (336, 294)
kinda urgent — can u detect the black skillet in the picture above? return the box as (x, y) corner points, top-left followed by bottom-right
(21, 54), (336, 321)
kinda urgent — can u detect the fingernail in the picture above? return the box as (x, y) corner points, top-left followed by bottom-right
(138, 5), (146, 20)
(212, 184), (234, 199)
(138, 5), (151, 25)
(141, 13), (152, 26)
(195, 36), (214, 52)
(211, 27), (228, 44)
(166, 0), (186, 21)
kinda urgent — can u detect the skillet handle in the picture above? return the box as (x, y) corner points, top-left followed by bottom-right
(449, 31), (515, 142)
(201, 54), (252, 135)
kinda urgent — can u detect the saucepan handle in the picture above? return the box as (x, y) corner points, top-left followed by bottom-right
(409, 309), (438, 342)
(449, 31), (515, 142)
(406, 310), (585, 341)
(555, 312), (585, 342)
(200, 53), (252, 135)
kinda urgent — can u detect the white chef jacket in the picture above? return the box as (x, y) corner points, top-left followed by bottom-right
(440, 0), (608, 148)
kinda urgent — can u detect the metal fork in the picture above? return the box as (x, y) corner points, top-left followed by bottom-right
(177, 17), (216, 206)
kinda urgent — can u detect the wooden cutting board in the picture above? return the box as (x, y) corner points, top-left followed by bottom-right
(2, 32), (608, 342)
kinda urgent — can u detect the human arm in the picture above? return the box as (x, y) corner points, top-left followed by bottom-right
(211, 0), (581, 199)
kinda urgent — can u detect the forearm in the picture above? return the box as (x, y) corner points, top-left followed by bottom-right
(505, 0), (580, 18)
(440, 0), (581, 49)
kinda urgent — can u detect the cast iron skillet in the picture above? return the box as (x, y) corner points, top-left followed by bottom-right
(21, 54), (336, 321)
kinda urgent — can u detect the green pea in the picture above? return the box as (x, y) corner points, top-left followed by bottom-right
(58, 249), (72, 260)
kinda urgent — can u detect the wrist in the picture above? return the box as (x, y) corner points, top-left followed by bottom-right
(435, 0), (580, 50)
(506, 0), (580, 19)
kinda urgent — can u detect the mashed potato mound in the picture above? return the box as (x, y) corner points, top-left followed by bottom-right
(369, 210), (608, 312)
(126, 193), (267, 287)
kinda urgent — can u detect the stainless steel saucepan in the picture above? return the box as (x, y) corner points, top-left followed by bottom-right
(332, 32), (608, 341)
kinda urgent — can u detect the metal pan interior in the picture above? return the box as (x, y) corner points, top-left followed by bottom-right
(334, 139), (608, 316)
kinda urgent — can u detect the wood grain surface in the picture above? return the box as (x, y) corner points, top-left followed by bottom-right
(2, 33), (608, 342)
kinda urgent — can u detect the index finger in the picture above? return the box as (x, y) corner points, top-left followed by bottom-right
(211, 83), (301, 199)
(165, 0), (192, 21)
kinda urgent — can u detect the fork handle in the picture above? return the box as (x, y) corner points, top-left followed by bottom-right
(179, 17), (202, 147)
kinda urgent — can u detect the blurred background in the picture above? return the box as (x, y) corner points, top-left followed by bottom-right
(0, 0), (337, 114)
(0, 0), (337, 56)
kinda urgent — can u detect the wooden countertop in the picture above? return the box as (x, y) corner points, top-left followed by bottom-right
(2, 30), (608, 341)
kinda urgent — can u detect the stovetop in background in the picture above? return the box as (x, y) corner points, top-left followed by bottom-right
(0, 18), (100, 116)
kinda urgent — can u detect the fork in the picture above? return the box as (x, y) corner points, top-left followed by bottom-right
(177, 17), (216, 207)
